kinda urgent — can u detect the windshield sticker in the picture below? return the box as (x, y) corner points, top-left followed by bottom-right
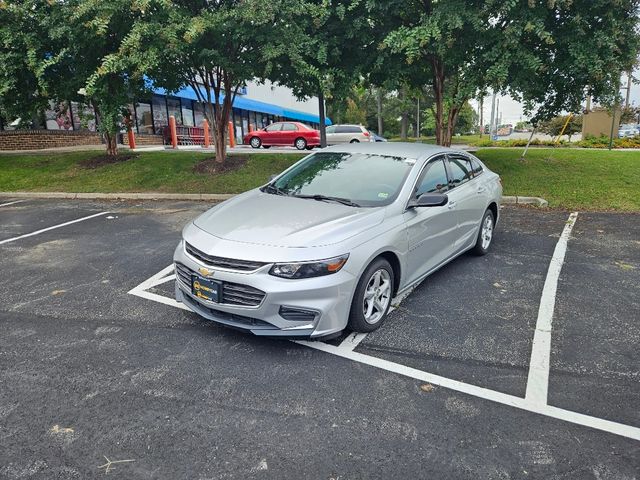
(378, 192), (389, 199)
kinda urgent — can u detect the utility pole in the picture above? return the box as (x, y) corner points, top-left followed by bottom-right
(489, 91), (497, 140)
(416, 96), (420, 141)
(377, 88), (383, 136)
(478, 96), (484, 137)
(625, 71), (632, 108)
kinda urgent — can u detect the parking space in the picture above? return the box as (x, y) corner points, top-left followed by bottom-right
(1, 198), (639, 478)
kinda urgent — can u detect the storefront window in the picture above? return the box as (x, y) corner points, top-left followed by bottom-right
(181, 99), (194, 127)
(194, 102), (206, 127)
(233, 109), (243, 141)
(167, 97), (182, 124)
(135, 102), (153, 134)
(152, 95), (168, 132)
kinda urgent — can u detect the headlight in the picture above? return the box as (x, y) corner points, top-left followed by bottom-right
(269, 254), (349, 279)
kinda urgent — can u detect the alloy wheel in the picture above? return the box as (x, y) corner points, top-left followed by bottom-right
(362, 269), (392, 325)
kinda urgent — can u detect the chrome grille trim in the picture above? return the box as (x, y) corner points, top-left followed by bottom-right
(185, 242), (267, 272)
(175, 262), (266, 308)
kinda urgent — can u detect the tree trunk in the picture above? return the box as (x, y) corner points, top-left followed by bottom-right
(318, 89), (327, 148)
(377, 88), (383, 136)
(432, 58), (445, 146)
(104, 132), (118, 156)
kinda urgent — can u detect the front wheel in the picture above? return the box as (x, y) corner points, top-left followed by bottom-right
(350, 139), (360, 143)
(472, 208), (495, 256)
(348, 258), (394, 333)
(250, 137), (261, 149)
(295, 138), (307, 150)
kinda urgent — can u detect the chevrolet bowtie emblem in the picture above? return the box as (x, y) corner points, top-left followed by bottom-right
(198, 267), (212, 276)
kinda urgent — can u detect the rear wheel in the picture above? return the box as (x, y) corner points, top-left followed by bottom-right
(348, 258), (394, 333)
(350, 139), (360, 143)
(472, 209), (495, 256)
(305, 146), (314, 150)
(295, 138), (307, 150)
(262, 145), (271, 149)
(250, 137), (261, 149)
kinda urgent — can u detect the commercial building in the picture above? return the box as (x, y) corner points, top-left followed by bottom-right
(0, 80), (331, 150)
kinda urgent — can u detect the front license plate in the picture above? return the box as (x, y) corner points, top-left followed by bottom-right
(192, 275), (220, 303)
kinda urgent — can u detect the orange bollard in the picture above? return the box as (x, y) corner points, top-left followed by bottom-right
(127, 128), (136, 150)
(228, 121), (236, 148)
(202, 119), (210, 148)
(169, 115), (178, 149)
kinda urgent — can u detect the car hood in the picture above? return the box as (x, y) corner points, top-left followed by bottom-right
(193, 189), (385, 248)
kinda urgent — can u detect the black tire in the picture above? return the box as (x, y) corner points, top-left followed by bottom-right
(295, 137), (307, 150)
(350, 139), (360, 143)
(262, 145), (271, 149)
(250, 137), (261, 149)
(348, 258), (395, 333)
(472, 208), (495, 256)
(305, 146), (314, 150)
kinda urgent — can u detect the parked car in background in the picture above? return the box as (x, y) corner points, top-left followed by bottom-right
(244, 122), (320, 150)
(174, 143), (502, 339)
(369, 131), (388, 142)
(618, 124), (640, 138)
(325, 124), (373, 144)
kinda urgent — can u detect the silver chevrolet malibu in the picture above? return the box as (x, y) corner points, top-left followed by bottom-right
(174, 143), (502, 339)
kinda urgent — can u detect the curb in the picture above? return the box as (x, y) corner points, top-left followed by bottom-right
(0, 191), (235, 201)
(0, 191), (548, 206)
(501, 196), (549, 207)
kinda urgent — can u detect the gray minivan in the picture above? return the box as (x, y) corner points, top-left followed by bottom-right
(325, 124), (373, 144)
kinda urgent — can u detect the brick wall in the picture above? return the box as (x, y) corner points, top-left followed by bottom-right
(0, 129), (102, 151)
(123, 133), (164, 147)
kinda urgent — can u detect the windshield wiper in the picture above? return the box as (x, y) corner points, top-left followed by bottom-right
(294, 194), (361, 208)
(262, 184), (288, 196)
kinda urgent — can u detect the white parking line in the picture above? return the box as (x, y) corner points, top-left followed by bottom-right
(525, 212), (578, 405)
(0, 200), (25, 208)
(0, 211), (110, 245)
(129, 244), (640, 442)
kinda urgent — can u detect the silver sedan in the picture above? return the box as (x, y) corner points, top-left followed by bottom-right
(174, 143), (502, 339)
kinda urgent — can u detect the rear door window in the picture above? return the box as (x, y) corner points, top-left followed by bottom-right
(469, 156), (483, 177)
(282, 123), (297, 131)
(447, 156), (474, 188)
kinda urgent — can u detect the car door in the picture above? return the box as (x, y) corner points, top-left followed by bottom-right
(403, 156), (458, 285)
(281, 123), (298, 146)
(334, 125), (350, 143)
(445, 154), (485, 251)
(263, 123), (283, 145)
(325, 125), (337, 145)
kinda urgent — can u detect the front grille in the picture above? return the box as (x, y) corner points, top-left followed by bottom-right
(182, 294), (275, 329)
(175, 262), (266, 307)
(185, 242), (267, 272)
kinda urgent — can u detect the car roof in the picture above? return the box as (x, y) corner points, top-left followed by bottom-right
(321, 141), (456, 160)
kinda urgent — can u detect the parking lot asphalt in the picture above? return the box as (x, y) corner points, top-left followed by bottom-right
(0, 198), (639, 479)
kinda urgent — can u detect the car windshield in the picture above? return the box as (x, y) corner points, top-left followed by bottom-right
(269, 152), (415, 207)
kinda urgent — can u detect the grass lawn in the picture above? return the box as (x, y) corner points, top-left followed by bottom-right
(0, 151), (304, 195)
(1, 148), (638, 211)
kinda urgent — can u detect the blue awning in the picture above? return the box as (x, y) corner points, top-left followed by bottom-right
(152, 86), (331, 125)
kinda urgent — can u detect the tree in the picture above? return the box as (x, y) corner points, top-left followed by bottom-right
(539, 114), (583, 141)
(382, 0), (640, 146)
(121, 0), (324, 163)
(0, 0), (63, 127)
(1, 0), (146, 155)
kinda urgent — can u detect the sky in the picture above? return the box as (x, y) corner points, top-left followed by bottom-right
(469, 70), (640, 126)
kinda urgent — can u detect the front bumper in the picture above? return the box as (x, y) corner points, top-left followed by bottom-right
(173, 243), (357, 338)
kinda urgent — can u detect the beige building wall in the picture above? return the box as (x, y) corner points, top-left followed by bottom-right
(582, 108), (621, 137)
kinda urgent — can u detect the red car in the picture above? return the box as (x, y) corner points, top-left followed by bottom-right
(243, 121), (320, 150)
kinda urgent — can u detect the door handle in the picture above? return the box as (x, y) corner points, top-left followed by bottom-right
(477, 186), (486, 193)
(448, 201), (457, 209)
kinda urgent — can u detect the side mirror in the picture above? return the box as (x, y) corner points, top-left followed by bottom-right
(408, 193), (448, 208)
